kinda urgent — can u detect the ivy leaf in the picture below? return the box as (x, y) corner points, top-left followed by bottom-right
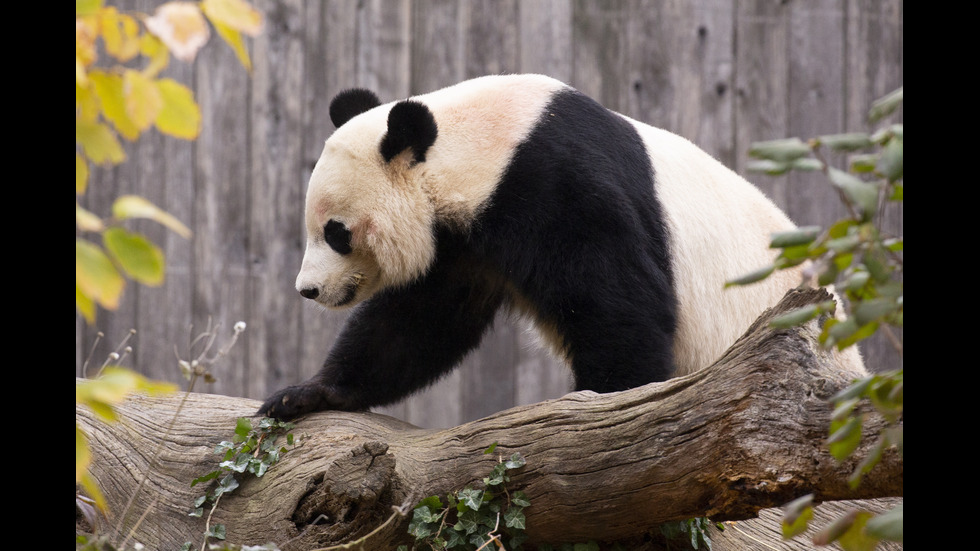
(458, 488), (484, 511)
(504, 452), (526, 469)
(504, 507), (526, 530)
(235, 417), (253, 440)
(206, 523), (227, 540)
(191, 470), (220, 488)
(416, 496), (443, 513)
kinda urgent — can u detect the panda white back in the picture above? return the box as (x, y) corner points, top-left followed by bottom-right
(624, 120), (805, 374)
(260, 74), (864, 421)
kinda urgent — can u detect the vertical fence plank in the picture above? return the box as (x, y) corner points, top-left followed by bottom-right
(519, 0), (573, 81)
(571, 0), (631, 112)
(246, 0), (307, 400)
(785, 0), (848, 227)
(627, 0), (736, 164)
(191, 25), (252, 397)
(734, 0), (792, 204)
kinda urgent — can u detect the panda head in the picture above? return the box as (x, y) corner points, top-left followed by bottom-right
(296, 89), (439, 308)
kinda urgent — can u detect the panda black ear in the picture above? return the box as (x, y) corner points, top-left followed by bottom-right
(329, 89), (382, 128)
(380, 100), (438, 164)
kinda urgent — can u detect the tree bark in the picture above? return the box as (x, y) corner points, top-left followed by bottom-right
(76, 288), (903, 550)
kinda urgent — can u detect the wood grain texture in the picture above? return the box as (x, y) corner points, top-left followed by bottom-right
(77, 289), (901, 549)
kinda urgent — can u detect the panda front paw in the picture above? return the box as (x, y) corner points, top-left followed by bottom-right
(257, 383), (349, 421)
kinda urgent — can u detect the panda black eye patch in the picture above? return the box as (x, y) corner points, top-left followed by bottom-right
(324, 219), (353, 255)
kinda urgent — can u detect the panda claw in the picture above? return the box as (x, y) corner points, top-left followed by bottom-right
(258, 383), (354, 421)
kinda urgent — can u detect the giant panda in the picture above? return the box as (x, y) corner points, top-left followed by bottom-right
(259, 74), (863, 421)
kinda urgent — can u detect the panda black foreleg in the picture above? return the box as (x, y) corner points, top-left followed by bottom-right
(258, 260), (505, 421)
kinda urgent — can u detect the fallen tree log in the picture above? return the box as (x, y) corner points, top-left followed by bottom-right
(76, 288), (903, 549)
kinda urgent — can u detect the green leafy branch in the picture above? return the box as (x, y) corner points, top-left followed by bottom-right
(402, 443), (530, 551)
(728, 87), (903, 549)
(728, 87), (903, 354)
(187, 416), (297, 550)
(658, 517), (720, 551)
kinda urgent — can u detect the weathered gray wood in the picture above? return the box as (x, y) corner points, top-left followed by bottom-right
(77, 0), (904, 430)
(627, 0), (737, 166)
(76, 289), (901, 550)
(247, 0), (306, 403)
(190, 22), (252, 398)
(571, 0), (632, 112)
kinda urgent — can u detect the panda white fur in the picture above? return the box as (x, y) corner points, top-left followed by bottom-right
(259, 74), (862, 420)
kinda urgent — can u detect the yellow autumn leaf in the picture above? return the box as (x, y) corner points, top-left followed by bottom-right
(76, 239), (125, 311)
(154, 78), (202, 140)
(201, 0), (263, 36)
(76, 120), (126, 165)
(123, 69), (163, 132)
(76, 80), (100, 123)
(112, 195), (192, 238)
(76, 154), (90, 195)
(75, 16), (99, 69)
(76, 203), (104, 232)
(140, 33), (170, 78)
(99, 6), (142, 62)
(76, 283), (97, 323)
(77, 427), (108, 512)
(103, 228), (166, 286)
(77, 367), (178, 418)
(210, 19), (252, 72)
(145, 1), (211, 63)
(90, 71), (140, 141)
(76, 0), (102, 17)
(76, 425), (93, 482)
(76, 56), (88, 88)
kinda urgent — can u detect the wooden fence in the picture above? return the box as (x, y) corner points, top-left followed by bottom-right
(77, 0), (903, 429)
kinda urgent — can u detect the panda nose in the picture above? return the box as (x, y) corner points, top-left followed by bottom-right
(299, 287), (319, 300)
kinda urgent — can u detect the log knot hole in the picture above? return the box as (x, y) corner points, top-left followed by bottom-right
(291, 441), (398, 545)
